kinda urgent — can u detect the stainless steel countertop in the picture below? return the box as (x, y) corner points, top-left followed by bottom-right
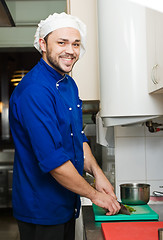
(82, 204), (163, 240)
(0, 151), (14, 165)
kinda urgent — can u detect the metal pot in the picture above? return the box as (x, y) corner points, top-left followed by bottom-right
(120, 183), (150, 205)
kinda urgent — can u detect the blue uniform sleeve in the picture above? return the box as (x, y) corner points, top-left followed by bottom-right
(18, 85), (70, 173)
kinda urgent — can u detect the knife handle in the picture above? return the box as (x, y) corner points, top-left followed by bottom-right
(158, 228), (163, 240)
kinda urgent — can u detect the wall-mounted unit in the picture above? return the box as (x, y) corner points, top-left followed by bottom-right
(97, 0), (163, 127)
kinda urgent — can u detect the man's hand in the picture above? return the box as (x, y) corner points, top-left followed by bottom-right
(93, 173), (120, 215)
(94, 173), (116, 199)
(90, 190), (120, 215)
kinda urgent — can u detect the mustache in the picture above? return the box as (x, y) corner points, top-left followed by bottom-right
(60, 54), (76, 59)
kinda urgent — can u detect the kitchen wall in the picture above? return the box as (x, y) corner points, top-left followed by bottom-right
(114, 117), (163, 201)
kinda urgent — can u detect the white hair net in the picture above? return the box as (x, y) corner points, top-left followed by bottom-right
(34, 12), (87, 58)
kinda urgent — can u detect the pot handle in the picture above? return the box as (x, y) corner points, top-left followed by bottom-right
(153, 191), (163, 197)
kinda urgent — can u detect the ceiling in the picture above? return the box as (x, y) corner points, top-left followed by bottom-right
(0, 0), (67, 27)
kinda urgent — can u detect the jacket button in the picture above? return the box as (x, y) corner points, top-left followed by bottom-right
(71, 133), (73, 136)
(69, 107), (72, 111)
(77, 104), (80, 108)
(81, 131), (84, 134)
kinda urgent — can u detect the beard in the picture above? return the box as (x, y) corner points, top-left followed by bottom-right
(46, 47), (78, 75)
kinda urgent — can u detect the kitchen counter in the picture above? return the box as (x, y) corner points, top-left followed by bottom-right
(0, 150), (14, 165)
(82, 203), (163, 240)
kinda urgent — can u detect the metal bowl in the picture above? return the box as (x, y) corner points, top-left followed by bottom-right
(120, 183), (150, 205)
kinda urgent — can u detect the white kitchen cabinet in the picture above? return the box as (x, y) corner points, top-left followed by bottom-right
(147, 8), (163, 94)
(67, 0), (100, 100)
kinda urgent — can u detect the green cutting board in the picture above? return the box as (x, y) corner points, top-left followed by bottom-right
(92, 204), (159, 222)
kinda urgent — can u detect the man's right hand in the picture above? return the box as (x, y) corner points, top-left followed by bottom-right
(90, 190), (120, 215)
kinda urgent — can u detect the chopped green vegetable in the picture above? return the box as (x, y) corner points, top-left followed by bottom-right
(124, 205), (136, 213)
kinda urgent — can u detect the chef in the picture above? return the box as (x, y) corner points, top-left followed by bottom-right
(9, 12), (120, 240)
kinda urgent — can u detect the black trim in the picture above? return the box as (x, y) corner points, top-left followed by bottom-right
(0, 0), (15, 27)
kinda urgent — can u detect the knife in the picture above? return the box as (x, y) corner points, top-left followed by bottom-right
(91, 182), (131, 215)
(118, 202), (131, 215)
(104, 201), (131, 215)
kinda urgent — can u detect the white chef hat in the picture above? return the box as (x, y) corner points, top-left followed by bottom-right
(34, 12), (87, 58)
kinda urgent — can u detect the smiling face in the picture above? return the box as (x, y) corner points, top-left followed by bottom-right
(39, 27), (81, 75)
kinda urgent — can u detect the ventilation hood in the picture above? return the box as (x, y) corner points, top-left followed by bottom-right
(0, 0), (15, 27)
(102, 115), (161, 127)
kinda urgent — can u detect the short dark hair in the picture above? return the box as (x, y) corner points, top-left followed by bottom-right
(44, 32), (52, 43)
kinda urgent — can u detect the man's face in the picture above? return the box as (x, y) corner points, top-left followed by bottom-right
(41, 27), (81, 75)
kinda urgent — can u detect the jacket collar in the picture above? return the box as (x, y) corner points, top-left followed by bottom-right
(40, 58), (66, 82)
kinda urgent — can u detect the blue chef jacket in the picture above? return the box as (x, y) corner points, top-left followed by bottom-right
(9, 58), (88, 225)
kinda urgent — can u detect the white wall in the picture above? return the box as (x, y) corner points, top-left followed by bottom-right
(114, 117), (163, 200)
